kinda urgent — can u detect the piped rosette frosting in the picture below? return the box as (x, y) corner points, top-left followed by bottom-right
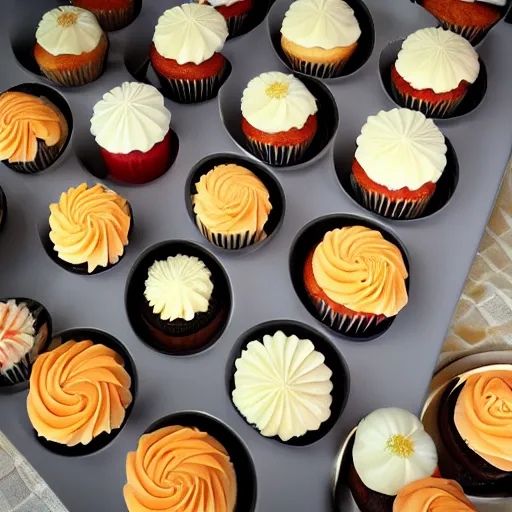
(123, 426), (237, 512)
(49, 183), (131, 273)
(27, 339), (133, 446)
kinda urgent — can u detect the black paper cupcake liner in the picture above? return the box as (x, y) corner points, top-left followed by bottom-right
(40, 53), (107, 88)
(281, 51), (351, 79)
(0, 186), (6, 234)
(226, 12), (249, 38)
(196, 216), (267, 250)
(246, 137), (313, 167)
(5, 139), (62, 175)
(437, 21), (487, 45)
(89, 3), (135, 31)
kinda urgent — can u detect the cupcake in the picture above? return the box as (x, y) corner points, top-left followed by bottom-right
(71, 0), (135, 31)
(150, 4), (229, 103)
(349, 408), (438, 512)
(241, 72), (318, 166)
(27, 339), (133, 446)
(352, 108), (448, 219)
(421, 0), (502, 44)
(141, 254), (227, 353)
(232, 330), (333, 442)
(197, 0), (254, 38)
(124, 426), (237, 512)
(49, 183), (132, 274)
(34, 6), (108, 87)
(393, 477), (477, 511)
(303, 226), (408, 334)
(0, 91), (69, 174)
(438, 367), (512, 493)
(91, 82), (172, 184)
(0, 299), (51, 387)
(280, 0), (361, 78)
(192, 164), (272, 249)
(392, 28), (480, 118)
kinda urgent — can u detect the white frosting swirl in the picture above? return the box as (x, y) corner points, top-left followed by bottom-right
(460, 0), (506, 4)
(355, 108), (447, 191)
(35, 6), (103, 57)
(91, 82), (171, 154)
(203, 0), (242, 7)
(241, 72), (318, 134)
(281, 0), (361, 49)
(153, 4), (228, 65)
(395, 28), (480, 94)
(144, 255), (214, 322)
(232, 330), (333, 442)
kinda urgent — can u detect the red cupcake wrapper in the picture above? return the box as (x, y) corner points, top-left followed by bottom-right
(392, 80), (466, 119)
(91, 4), (135, 31)
(350, 174), (433, 219)
(436, 20), (488, 44)
(195, 216), (267, 249)
(282, 49), (351, 79)
(245, 136), (313, 166)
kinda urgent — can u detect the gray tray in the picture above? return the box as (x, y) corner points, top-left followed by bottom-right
(0, 0), (511, 511)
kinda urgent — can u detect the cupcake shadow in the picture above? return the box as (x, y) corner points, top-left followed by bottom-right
(267, 0), (375, 81)
(379, 39), (488, 122)
(30, 327), (138, 457)
(333, 131), (459, 221)
(218, 71), (339, 170)
(289, 214), (410, 341)
(142, 411), (257, 511)
(226, 319), (350, 446)
(0, 186), (7, 235)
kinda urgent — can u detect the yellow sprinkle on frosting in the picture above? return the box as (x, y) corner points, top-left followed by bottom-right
(58, 12), (79, 27)
(386, 434), (415, 458)
(265, 82), (289, 99)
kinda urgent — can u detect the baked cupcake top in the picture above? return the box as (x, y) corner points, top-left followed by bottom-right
(0, 300), (36, 373)
(393, 477), (476, 512)
(312, 226), (408, 317)
(281, 0), (361, 49)
(454, 368), (512, 471)
(144, 255), (214, 322)
(0, 92), (68, 164)
(241, 72), (317, 133)
(153, 4), (228, 65)
(232, 330), (333, 441)
(49, 183), (131, 273)
(35, 6), (103, 57)
(27, 339), (132, 446)
(395, 27), (480, 94)
(355, 108), (447, 191)
(91, 82), (171, 154)
(124, 426), (237, 512)
(353, 408), (438, 496)
(192, 164), (272, 235)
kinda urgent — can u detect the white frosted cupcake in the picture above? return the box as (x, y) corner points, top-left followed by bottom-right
(241, 71), (318, 166)
(197, 0), (254, 38)
(281, 0), (361, 78)
(34, 6), (108, 87)
(150, 4), (229, 103)
(392, 28), (480, 118)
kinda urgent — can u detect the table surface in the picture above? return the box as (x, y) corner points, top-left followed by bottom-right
(0, 0), (511, 511)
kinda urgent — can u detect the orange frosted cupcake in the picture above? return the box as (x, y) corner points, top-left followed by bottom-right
(124, 426), (237, 512)
(71, 0), (135, 31)
(241, 72), (318, 166)
(49, 183), (132, 274)
(422, 0), (501, 44)
(150, 4), (228, 103)
(34, 6), (108, 87)
(392, 28), (479, 118)
(198, 0), (254, 38)
(192, 164), (272, 249)
(304, 226), (408, 335)
(352, 108), (447, 219)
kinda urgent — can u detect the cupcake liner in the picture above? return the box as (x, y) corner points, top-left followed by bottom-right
(226, 12), (249, 38)
(0, 353), (31, 385)
(350, 174), (433, 220)
(196, 216), (267, 249)
(5, 139), (62, 174)
(154, 67), (225, 104)
(436, 20), (488, 45)
(282, 49), (351, 79)
(391, 80), (466, 119)
(246, 136), (313, 167)
(92, 4), (135, 31)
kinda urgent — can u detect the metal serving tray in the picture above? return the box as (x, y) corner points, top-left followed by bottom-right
(1, 0), (511, 510)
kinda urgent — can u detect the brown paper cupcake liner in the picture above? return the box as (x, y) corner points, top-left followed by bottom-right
(226, 12), (249, 38)
(282, 49), (350, 79)
(5, 139), (62, 174)
(0, 353), (32, 385)
(246, 137), (313, 166)
(436, 20), (487, 45)
(350, 174), (433, 219)
(196, 216), (267, 249)
(92, 4), (135, 31)
(391, 81), (466, 119)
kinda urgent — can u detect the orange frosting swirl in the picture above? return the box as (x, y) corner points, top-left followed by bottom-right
(192, 164), (272, 235)
(454, 369), (512, 471)
(393, 478), (476, 512)
(26, 339), (132, 446)
(124, 426), (237, 512)
(312, 226), (408, 316)
(49, 183), (131, 273)
(0, 92), (66, 163)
